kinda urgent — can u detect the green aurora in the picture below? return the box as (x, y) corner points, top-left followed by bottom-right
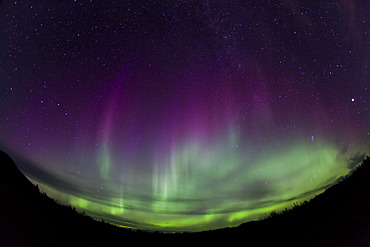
(25, 132), (367, 232)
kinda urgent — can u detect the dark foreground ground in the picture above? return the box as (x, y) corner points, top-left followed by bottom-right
(0, 150), (369, 247)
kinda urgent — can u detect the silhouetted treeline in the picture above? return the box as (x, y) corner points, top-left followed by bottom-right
(0, 151), (369, 247)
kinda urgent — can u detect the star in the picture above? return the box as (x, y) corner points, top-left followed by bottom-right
(0, 0), (368, 232)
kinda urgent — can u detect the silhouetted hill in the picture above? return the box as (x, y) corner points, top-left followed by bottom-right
(0, 151), (150, 246)
(0, 150), (369, 246)
(210, 155), (370, 246)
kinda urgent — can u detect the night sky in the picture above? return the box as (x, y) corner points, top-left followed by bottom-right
(0, 1), (369, 232)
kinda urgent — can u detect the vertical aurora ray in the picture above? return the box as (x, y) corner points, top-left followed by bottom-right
(97, 143), (111, 181)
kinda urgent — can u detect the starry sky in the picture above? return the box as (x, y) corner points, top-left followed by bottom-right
(0, 1), (369, 232)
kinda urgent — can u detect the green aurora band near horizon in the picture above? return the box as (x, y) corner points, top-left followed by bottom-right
(0, 1), (369, 232)
(5, 124), (370, 231)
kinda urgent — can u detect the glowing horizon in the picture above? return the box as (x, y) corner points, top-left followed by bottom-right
(0, 1), (368, 232)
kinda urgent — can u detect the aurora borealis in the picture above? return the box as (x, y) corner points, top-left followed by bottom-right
(0, 1), (369, 232)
